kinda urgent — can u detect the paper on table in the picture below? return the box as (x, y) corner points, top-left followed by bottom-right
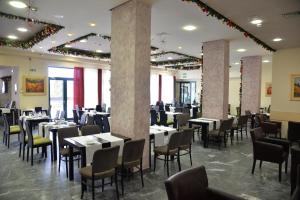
(95, 133), (124, 156)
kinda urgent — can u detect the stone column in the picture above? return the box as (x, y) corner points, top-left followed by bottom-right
(202, 40), (229, 119)
(110, 0), (151, 168)
(241, 56), (262, 114)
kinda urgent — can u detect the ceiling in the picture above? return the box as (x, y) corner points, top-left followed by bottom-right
(0, 0), (299, 70)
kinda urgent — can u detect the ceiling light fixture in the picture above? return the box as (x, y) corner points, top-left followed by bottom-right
(89, 23), (96, 27)
(273, 38), (282, 42)
(178, 46), (182, 49)
(234, 62), (240, 65)
(263, 60), (270, 63)
(67, 33), (73, 37)
(250, 18), (263, 26)
(96, 49), (102, 53)
(51, 41), (56, 44)
(9, 1), (27, 9)
(17, 27), (28, 32)
(80, 39), (87, 43)
(151, 58), (156, 62)
(7, 35), (18, 40)
(167, 57), (173, 60)
(182, 25), (197, 31)
(237, 48), (246, 52)
(65, 44), (71, 48)
(54, 15), (64, 19)
(39, 46), (43, 49)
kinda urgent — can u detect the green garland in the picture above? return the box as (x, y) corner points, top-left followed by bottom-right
(0, 12), (64, 49)
(151, 51), (201, 67)
(182, 0), (276, 52)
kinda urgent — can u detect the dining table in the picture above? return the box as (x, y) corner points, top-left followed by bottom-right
(64, 133), (130, 181)
(188, 118), (221, 148)
(165, 111), (183, 128)
(20, 115), (50, 134)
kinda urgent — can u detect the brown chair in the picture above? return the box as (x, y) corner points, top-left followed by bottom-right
(81, 125), (101, 136)
(25, 121), (53, 166)
(208, 118), (234, 149)
(80, 146), (120, 200)
(154, 131), (182, 176)
(176, 113), (190, 130)
(261, 122), (280, 138)
(18, 119), (42, 160)
(291, 146), (300, 194)
(250, 127), (289, 182)
(57, 127), (81, 178)
(232, 115), (248, 141)
(291, 165), (300, 200)
(3, 113), (21, 148)
(179, 128), (194, 166)
(117, 139), (145, 195)
(288, 121), (300, 144)
(165, 166), (244, 200)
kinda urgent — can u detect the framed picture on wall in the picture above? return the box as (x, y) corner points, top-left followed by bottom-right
(265, 82), (272, 97)
(22, 76), (46, 96)
(290, 74), (300, 101)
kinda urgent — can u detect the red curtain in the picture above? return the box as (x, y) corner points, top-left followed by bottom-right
(74, 67), (84, 108)
(98, 69), (102, 105)
(158, 74), (162, 101)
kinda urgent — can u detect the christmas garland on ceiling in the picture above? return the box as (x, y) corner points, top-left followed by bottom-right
(182, 0), (276, 52)
(49, 32), (158, 58)
(0, 12), (64, 49)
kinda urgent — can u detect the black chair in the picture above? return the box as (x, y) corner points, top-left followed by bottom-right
(208, 118), (234, 149)
(94, 114), (104, 132)
(165, 105), (170, 112)
(291, 146), (300, 194)
(81, 125), (101, 136)
(96, 105), (102, 112)
(102, 115), (110, 133)
(34, 107), (42, 113)
(73, 109), (79, 124)
(165, 166), (244, 200)
(179, 128), (194, 166)
(292, 165), (300, 200)
(288, 121), (300, 144)
(150, 109), (158, 125)
(3, 113), (21, 148)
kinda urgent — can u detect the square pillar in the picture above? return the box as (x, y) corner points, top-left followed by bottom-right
(110, 0), (151, 168)
(241, 56), (262, 114)
(202, 40), (229, 119)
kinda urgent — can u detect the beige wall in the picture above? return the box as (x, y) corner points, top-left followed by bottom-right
(261, 62), (272, 108)
(229, 78), (240, 115)
(271, 47), (300, 138)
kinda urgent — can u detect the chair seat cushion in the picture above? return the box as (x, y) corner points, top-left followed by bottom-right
(10, 125), (20, 133)
(25, 135), (42, 142)
(33, 137), (52, 146)
(79, 166), (115, 179)
(154, 145), (177, 155)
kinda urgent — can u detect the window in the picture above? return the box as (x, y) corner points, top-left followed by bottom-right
(102, 69), (111, 108)
(161, 74), (174, 104)
(84, 68), (98, 108)
(150, 74), (159, 105)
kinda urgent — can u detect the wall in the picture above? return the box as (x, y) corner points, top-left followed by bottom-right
(271, 47), (300, 138)
(260, 62), (272, 108)
(229, 78), (240, 115)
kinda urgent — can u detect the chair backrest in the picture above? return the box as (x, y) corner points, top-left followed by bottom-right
(180, 128), (194, 146)
(18, 119), (26, 143)
(57, 127), (79, 147)
(86, 115), (94, 125)
(81, 125), (101, 136)
(92, 146), (120, 175)
(102, 116), (110, 132)
(250, 127), (265, 144)
(35, 107), (42, 113)
(73, 109), (79, 124)
(219, 118), (234, 133)
(95, 105), (102, 112)
(165, 166), (209, 200)
(261, 122), (278, 135)
(165, 105), (170, 112)
(94, 114), (104, 132)
(177, 114), (190, 129)
(159, 111), (167, 126)
(25, 121), (34, 147)
(168, 131), (182, 151)
(150, 109), (158, 125)
(288, 121), (300, 143)
(122, 139), (145, 165)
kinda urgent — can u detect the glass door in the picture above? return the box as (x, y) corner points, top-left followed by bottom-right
(49, 78), (73, 119)
(179, 81), (196, 104)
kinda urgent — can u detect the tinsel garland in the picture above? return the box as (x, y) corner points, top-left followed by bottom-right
(0, 12), (64, 49)
(182, 0), (276, 52)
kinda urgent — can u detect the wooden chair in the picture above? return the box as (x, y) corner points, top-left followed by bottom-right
(80, 146), (120, 200)
(208, 118), (234, 149)
(117, 139), (145, 195)
(3, 113), (21, 148)
(178, 128), (194, 166)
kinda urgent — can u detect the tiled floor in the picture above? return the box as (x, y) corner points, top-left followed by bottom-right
(0, 131), (290, 200)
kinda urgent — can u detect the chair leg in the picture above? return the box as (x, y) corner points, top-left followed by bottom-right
(115, 171), (119, 200)
(121, 166), (124, 196)
(22, 143), (26, 161)
(19, 143), (22, 157)
(44, 146), (48, 158)
(102, 179), (104, 192)
(166, 155), (169, 177)
(285, 158), (288, 174)
(27, 146), (29, 162)
(65, 157), (69, 178)
(31, 147), (34, 166)
(81, 177), (85, 199)
(153, 153), (157, 172)
(259, 160), (262, 168)
(189, 145), (192, 166)
(92, 178), (95, 200)
(140, 159), (144, 187)
(7, 134), (10, 148)
(177, 151), (181, 172)
(252, 159), (256, 174)
(50, 145), (53, 162)
(58, 155), (61, 172)
(279, 163), (282, 182)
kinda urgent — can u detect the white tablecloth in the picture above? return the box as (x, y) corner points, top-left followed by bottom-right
(38, 122), (77, 138)
(150, 128), (165, 146)
(150, 125), (177, 145)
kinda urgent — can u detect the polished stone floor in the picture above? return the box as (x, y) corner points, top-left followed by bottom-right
(0, 131), (291, 200)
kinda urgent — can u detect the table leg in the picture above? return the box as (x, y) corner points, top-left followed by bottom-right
(251, 116), (255, 129)
(69, 146), (74, 181)
(189, 121), (192, 128)
(52, 130), (57, 161)
(149, 139), (151, 169)
(202, 124), (208, 148)
(173, 115), (177, 128)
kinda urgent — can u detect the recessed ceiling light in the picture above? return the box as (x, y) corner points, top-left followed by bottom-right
(67, 33), (73, 37)
(9, 1), (27, 8)
(7, 35), (18, 40)
(168, 57), (173, 60)
(65, 44), (71, 48)
(54, 15), (64, 19)
(51, 40), (56, 44)
(89, 23), (96, 27)
(237, 48), (246, 52)
(80, 39), (87, 43)
(17, 27), (28, 32)
(234, 62), (240, 65)
(178, 46), (182, 49)
(250, 18), (263, 25)
(263, 60), (270, 63)
(182, 25), (197, 31)
(39, 46), (43, 49)
(273, 38), (282, 42)
(151, 58), (156, 62)
(96, 49), (102, 53)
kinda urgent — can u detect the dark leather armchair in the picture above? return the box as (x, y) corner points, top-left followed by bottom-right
(291, 146), (300, 195)
(165, 166), (244, 200)
(250, 127), (289, 182)
(291, 165), (300, 200)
